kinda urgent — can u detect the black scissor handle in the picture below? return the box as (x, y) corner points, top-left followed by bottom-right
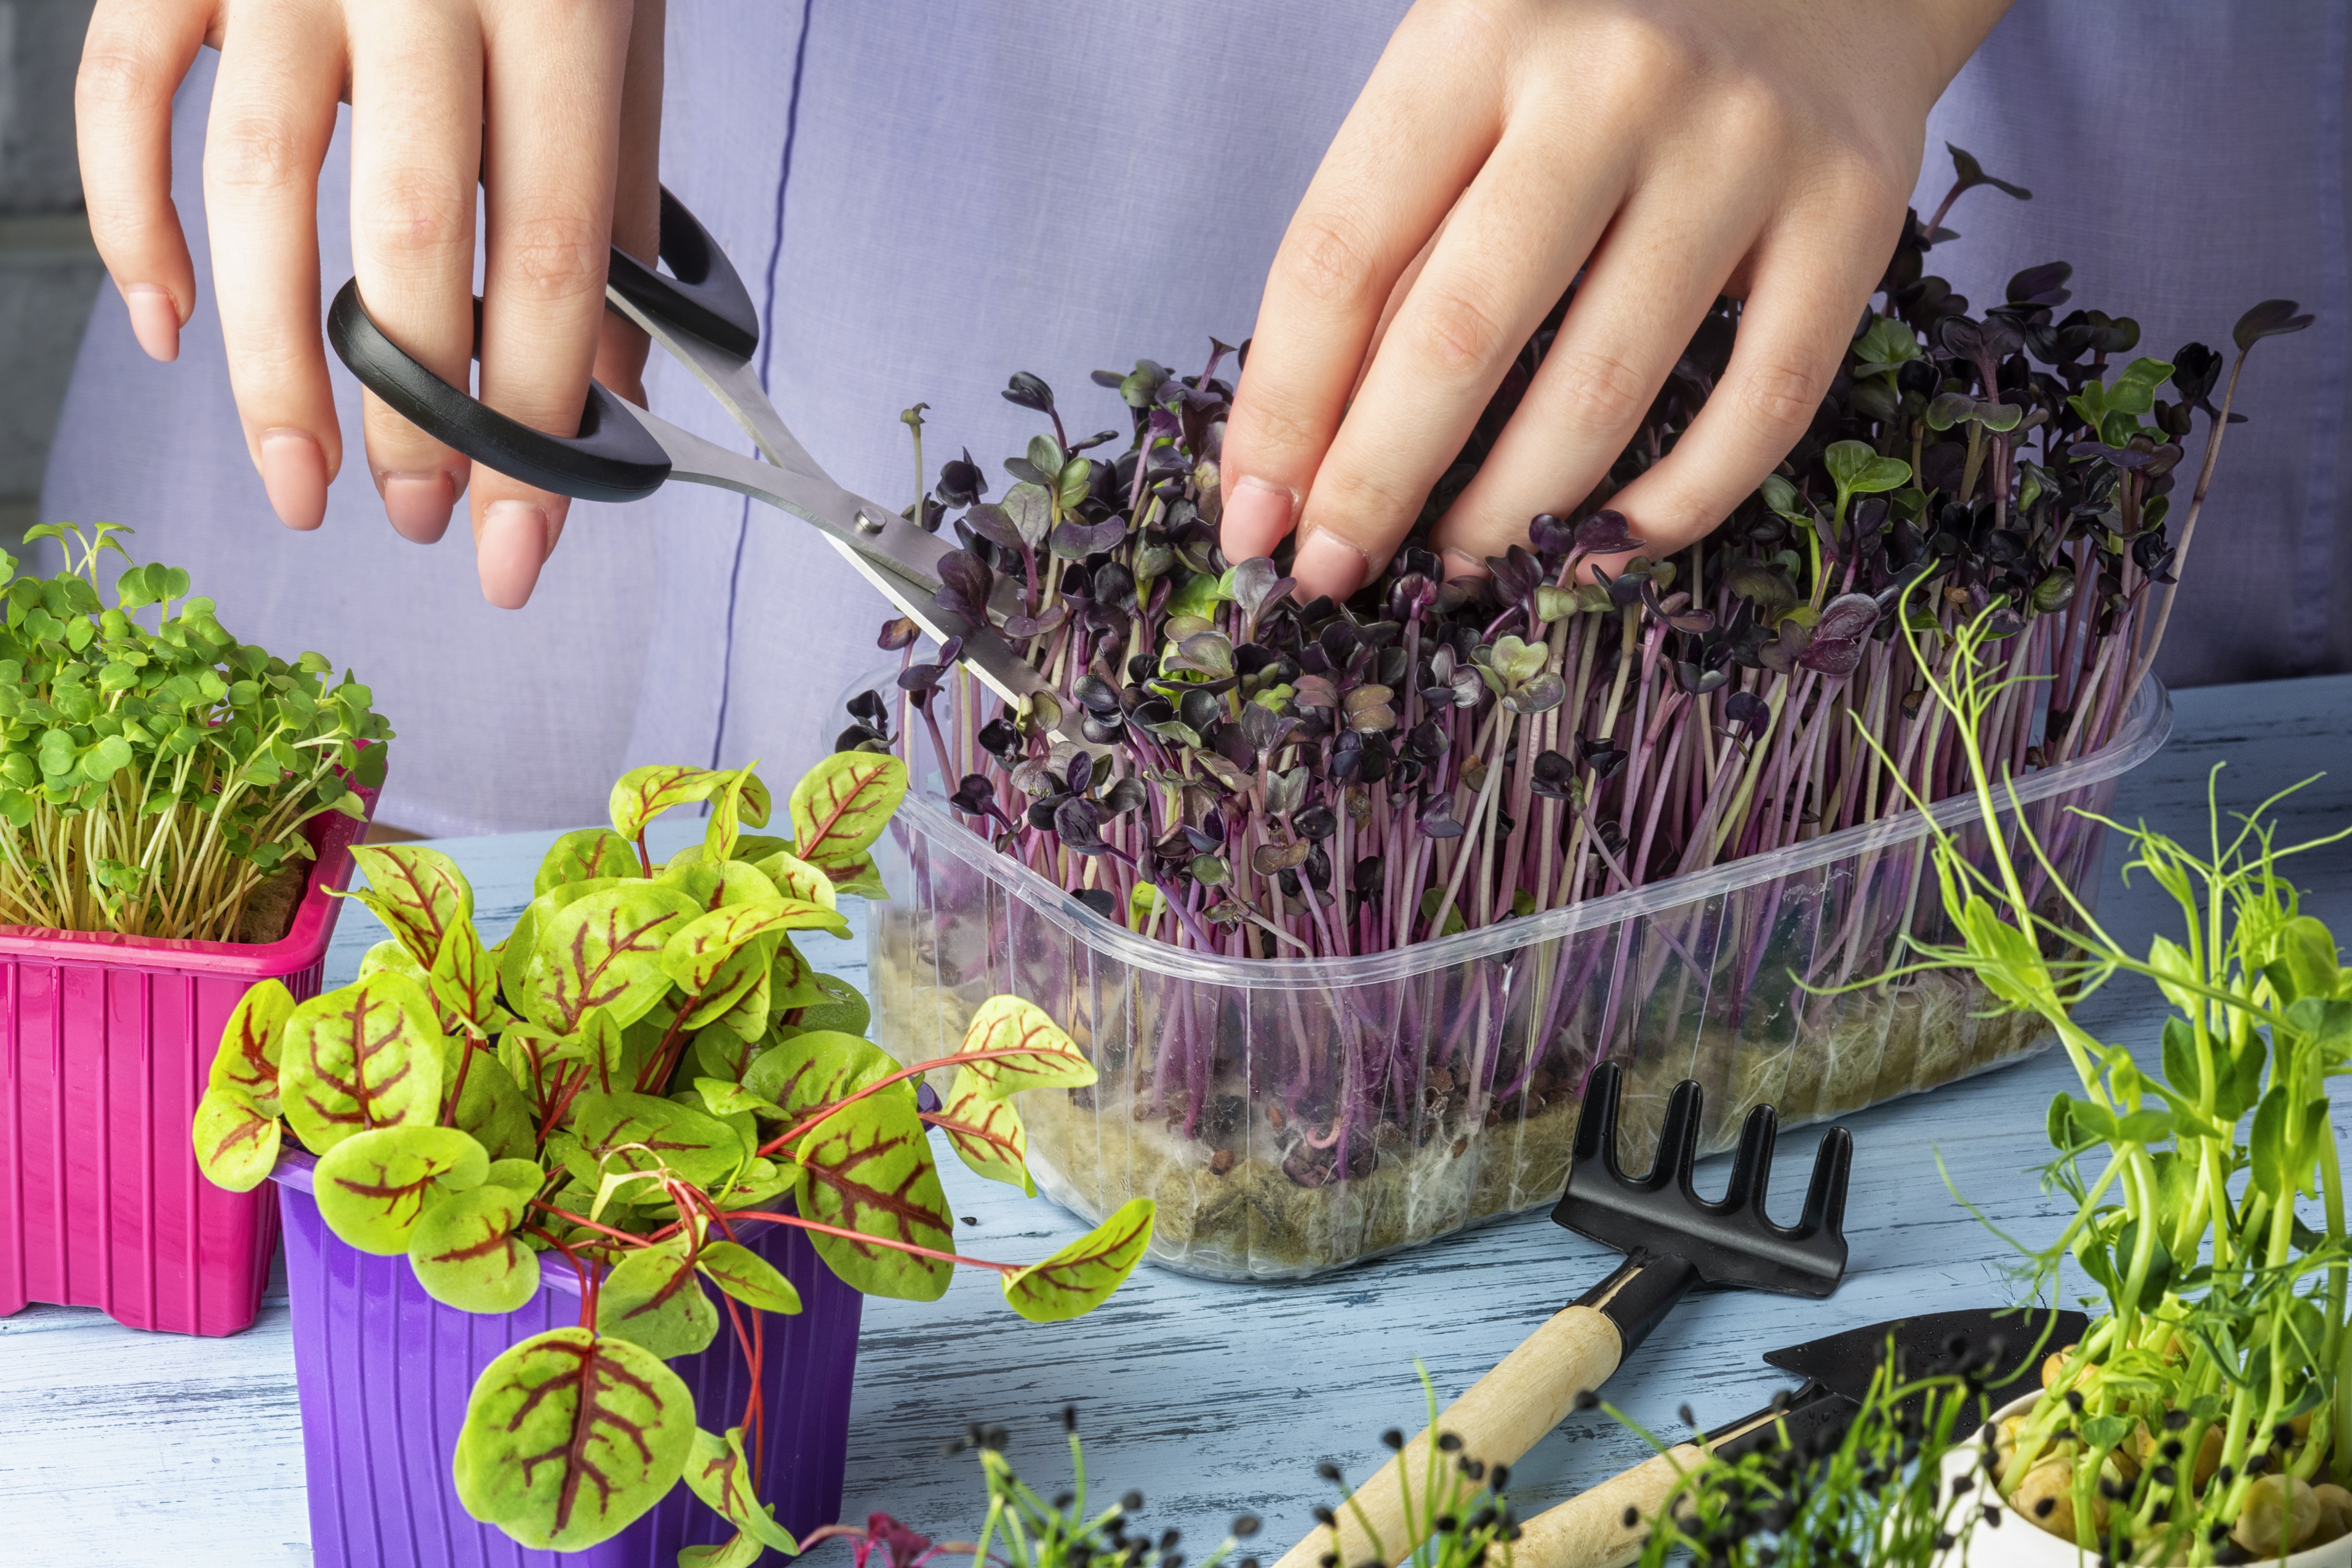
(607, 187), (760, 360)
(324, 186), (759, 503)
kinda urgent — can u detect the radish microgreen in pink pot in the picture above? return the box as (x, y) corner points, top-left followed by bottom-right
(194, 751), (1155, 1561)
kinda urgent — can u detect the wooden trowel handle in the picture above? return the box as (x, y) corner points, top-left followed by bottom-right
(1269, 1304), (1622, 1568)
(1512, 1445), (1704, 1568)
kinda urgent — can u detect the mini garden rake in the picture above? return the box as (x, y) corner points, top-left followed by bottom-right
(1272, 1060), (1853, 1568)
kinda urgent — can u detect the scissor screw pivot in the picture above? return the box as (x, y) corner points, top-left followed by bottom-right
(855, 509), (888, 536)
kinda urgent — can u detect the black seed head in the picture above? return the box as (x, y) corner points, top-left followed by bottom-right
(1573, 1389), (1600, 1412)
(1062, 1405), (1079, 1433)
(1622, 1507), (1640, 1529)
(1123, 1491), (1145, 1512)
(2034, 1498), (2057, 1519)
(1232, 1516), (1260, 1540)
(1433, 1432), (1460, 1453)
(1315, 1461), (1343, 1484)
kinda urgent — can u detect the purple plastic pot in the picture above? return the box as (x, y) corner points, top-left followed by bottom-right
(274, 1151), (863, 1567)
(0, 787), (376, 1335)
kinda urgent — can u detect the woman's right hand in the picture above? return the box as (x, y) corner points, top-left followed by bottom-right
(76, 0), (665, 608)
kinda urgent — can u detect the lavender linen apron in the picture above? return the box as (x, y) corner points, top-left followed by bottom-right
(37, 1), (2348, 835)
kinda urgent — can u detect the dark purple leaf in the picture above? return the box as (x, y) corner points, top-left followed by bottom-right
(1814, 593), (1880, 643)
(2233, 299), (2313, 352)
(936, 448), (987, 508)
(1002, 371), (1056, 414)
(1574, 510), (1642, 557)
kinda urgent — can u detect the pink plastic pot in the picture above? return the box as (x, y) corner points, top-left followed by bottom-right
(0, 787), (377, 1336)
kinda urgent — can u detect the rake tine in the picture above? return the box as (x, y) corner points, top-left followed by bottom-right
(1653, 1079), (1705, 1191)
(1795, 1125), (1855, 1238)
(1574, 1060), (1629, 1182)
(1721, 1103), (1779, 1215)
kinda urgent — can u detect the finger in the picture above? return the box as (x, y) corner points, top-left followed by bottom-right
(470, 0), (632, 608)
(345, 2), (483, 544)
(1426, 164), (1774, 575)
(202, 3), (348, 529)
(1580, 189), (1904, 570)
(595, 0), (663, 409)
(1289, 110), (1648, 601)
(1219, 4), (1504, 569)
(76, 0), (210, 362)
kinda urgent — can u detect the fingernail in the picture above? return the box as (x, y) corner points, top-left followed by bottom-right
(259, 429), (329, 530)
(478, 500), (550, 608)
(1294, 528), (1369, 602)
(1221, 474), (1298, 560)
(1443, 549), (1487, 581)
(123, 284), (180, 362)
(380, 470), (456, 544)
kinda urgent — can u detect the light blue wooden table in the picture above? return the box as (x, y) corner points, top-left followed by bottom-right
(5, 677), (2350, 1568)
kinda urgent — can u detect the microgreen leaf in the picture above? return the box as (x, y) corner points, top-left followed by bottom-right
(407, 1183), (539, 1312)
(279, 974), (446, 1154)
(1000, 1198), (1155, 1322)
(949, 995), (1096, 1098)
(535, 828), (641, 894)
(791, 1093), (954, 1301)
(312, 1123), (489, 1255)
(695, 1241), (802, 1316)
(517, 883), (701, 1034)
(209, 977), (294, 1116)
(191, 1083), (282, 1192)
(595, 1234), (720, 1358)
(452, 1328), (696, 1551)
(344, 844), (472, 969)
(788, 753), (908, 871)
(684, 1427), (802, 1554)
(936, 1067), (1035, 1196)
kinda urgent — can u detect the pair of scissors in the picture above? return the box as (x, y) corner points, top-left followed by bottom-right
(324, 186), (1074, 741)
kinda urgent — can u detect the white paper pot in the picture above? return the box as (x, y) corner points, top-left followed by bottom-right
(1934, 1394), (2352, 1566)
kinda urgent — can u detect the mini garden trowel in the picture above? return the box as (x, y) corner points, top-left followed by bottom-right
(1272, 1060), (1852, 1568)
(1508, 1304), (2091, 1568)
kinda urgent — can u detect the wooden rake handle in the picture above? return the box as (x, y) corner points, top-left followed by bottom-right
(1269, 1304), (1623, 1568)
(1512, 1445), (1703, 1568)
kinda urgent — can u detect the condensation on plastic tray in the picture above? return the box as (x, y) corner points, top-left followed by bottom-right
(863, 674), (2172, 1282)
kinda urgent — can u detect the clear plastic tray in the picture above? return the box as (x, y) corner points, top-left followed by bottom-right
(864, 671), (2171, 1281)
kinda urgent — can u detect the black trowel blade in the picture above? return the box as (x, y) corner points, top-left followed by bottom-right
(1762, 1306), (2090, 1405)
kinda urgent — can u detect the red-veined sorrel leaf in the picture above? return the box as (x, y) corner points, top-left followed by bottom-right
(743, 1029), (904, 1123)
(691, 1021), (755, 1082)
(935, 1068), (1034, 1195)
(821, 849), (889, 899)
(701, 765), (767, 864)
(594, 1235), (718, 1358)
(567, 1091), (746, 1187)
(787, 753), (906, 870)
(430, 918), (504, 1036)
(658, 855), (781, 913)
(343, 843), (472, 968)
(767, 939), (829, 1013)
(486, 1157), (547, 1195)
(952, 995), (1096, 1099)
(747, 848), (837, 910)
(680, 1534), (764, 1568)
(705, 959), (774, 1041)
(786, 968), (869, 1036)
(499, 878), (624, 1005)
(209, 976), (294, 1116)
(1000, 1197), (1155, 1322)
(662, 902), (800, 995)
(280, 974), (446, 1154)
(713, 1157), (792, 1212)
(452, 1327), (695, 1551)
(409, 1183), (539, 1312)
(518, 883), (700, 1034)
(441, 1036), (538, 1161)
(608, 764), (727, 841)
(535, 828), (641, 895)
(792, 1093), (952, 1301)
(685, 1426), (801, 1552)
(313, 1124), (489, 1254)
(695, 1077), (781, 1120)
(696, 1240), (801, 1315)
(191, 1084), (280, 1192)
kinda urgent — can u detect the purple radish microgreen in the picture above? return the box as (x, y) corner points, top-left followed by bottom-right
(854, 145), (2308, 1209)
(191, 751), (1155, 1556)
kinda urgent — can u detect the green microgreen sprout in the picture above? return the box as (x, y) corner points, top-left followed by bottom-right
(0, 522), (390, 940)
(1859, 587), (2352, 1563)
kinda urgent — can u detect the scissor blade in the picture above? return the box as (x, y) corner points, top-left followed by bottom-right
(619, 401), (1099, 750)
